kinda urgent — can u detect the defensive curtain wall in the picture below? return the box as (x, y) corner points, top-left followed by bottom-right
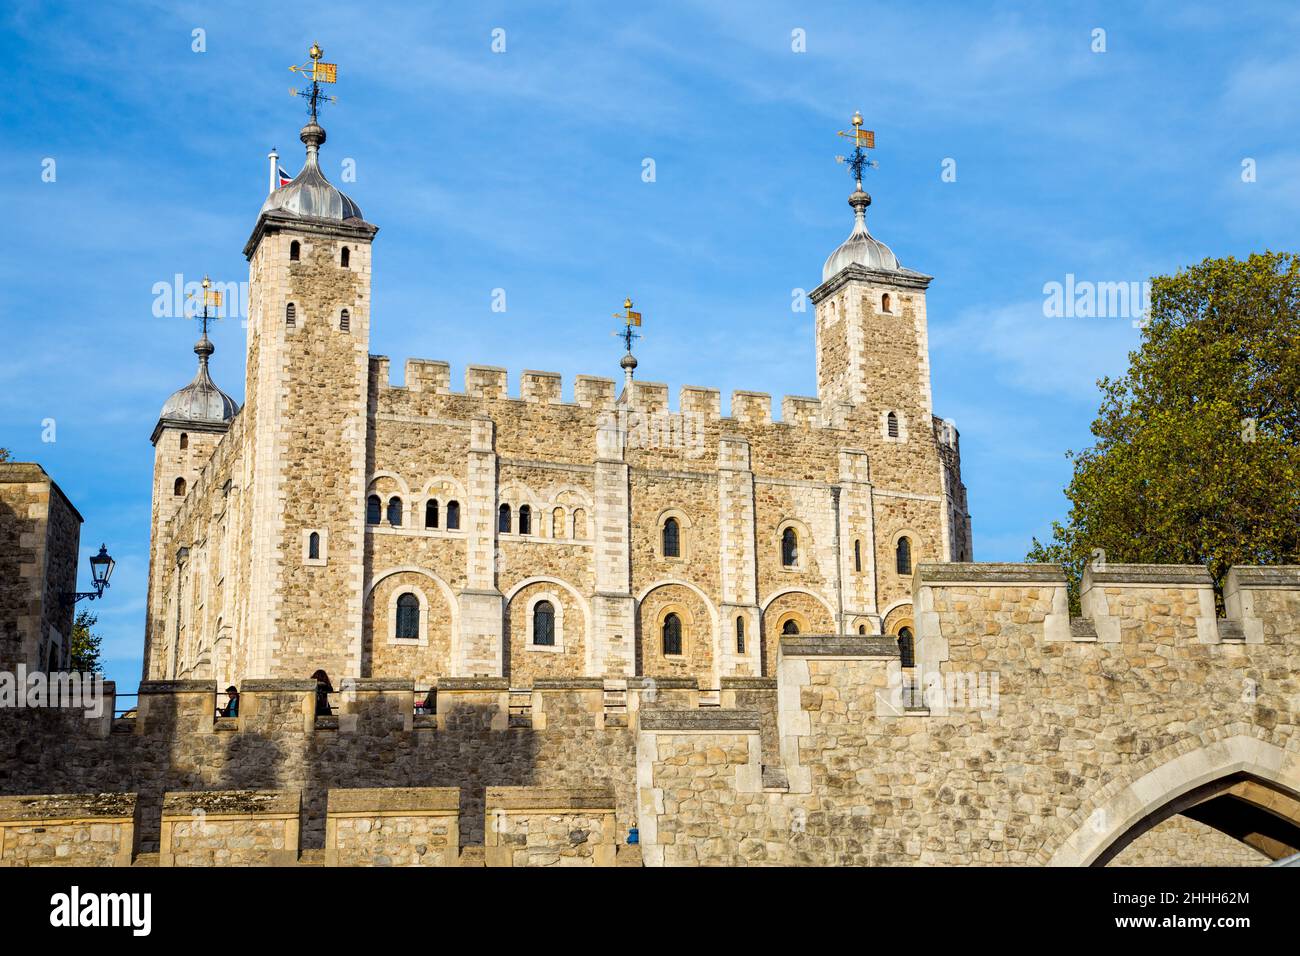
(2, 563), (1298, 866)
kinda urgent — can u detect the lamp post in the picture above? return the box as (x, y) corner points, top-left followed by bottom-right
(64, 543), (115, 605)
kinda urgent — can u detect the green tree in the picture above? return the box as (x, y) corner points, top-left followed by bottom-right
(1029, 252), (1300, 610)
(69, 609), (104, 674)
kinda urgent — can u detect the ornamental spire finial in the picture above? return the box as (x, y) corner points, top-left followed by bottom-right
(834, 110), (878, 227)
(289, 43), (338, 158)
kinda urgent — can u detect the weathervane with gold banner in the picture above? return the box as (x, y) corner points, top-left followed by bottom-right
(185, 275), (224, 337)
(289, 42), (338, 121)
(612, 297), (643, 354)
(835, 110), (878, 189)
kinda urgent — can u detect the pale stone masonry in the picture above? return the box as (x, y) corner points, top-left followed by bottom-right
(141, 107), (971, 691)
(0, 463), (82, 673)
(1, 561), (1296, 866)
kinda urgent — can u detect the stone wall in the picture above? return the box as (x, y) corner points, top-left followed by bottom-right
(6, 563), (1296, 867)
(325, 787), (458, 866)
(0, 463), (82, 672)
(0, 793), (136, 867)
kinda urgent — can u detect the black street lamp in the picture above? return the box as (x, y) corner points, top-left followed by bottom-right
(65, 543), (115, 605)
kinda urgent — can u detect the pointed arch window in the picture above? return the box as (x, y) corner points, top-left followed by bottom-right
(781, 527), (798, 568)
(898, 626), (916, 668)
(662, 613), (683, 656)
(887, 411), (900, 439)
(445, 500), (460, 530)
(289, 240), (300, 261)
(533, 601), (555, 646)
(286, 303), (296, 327)
(896, 536), (912, 575)
(308, 532), (320, 560)
(518, 504), (531, 535)
(340, 308), (350, 332)
(340, 246), (350, 268)
(425, 499), (439, 529)
(395, 593), (420, 640)
(366, 495), (381, 525)
(387, 496), (403, 527)
(662, 517), (680, 558)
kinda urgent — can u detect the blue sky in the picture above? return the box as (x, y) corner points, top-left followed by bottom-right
(1, 1), (1294, 689)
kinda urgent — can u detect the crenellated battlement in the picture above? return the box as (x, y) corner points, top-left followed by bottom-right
(366, 355), (857, 430)
(5, 563), (1299, 866)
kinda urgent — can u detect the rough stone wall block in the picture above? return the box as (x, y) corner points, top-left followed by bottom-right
(437, 679), (509, 731)
(0, 793), (138, 867)
(521, 370), (563, 405)
(530, 679), (604, 730)
(369, 355), (391, 390)
(238, 680), (317, 735)
(1081, 564), (1217, 643)
(136, 680), (217, 736)
(465, 365), (508, 400)
(631, 381), (669, 413)
(680, 386), (721, 419)
(325, 787), (459, 866)
(404, 359), (451, 393)
(340, 678), (415, 733)
(483, 786), (619, 867)
(159, 789), (300, 867)
(574, 376), (616, 409)
(730, 391), (771, 425)
(1224, 566), (1300, 645)
(781, 395), (821, 428)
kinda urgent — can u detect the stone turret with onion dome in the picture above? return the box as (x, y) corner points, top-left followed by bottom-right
(819, 111), (930, 286)
(151, 277), (239, 445)
(243, 43), (377, 257)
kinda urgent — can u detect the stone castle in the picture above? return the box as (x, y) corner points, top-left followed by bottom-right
(141, 104), (971, 692)
(1, 84), (1297, 869)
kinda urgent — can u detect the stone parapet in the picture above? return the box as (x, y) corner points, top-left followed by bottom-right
(0, 792), (137, 867)
(159, 789), (300, 867)
(325, 787), (459, 866)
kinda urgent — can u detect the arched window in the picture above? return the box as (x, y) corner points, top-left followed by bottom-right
(662, 613), (683, 656)
(498, 504), (511, 533)
(858, 624), (867, 635)
(518, 505), (531, 535)
(289, 240), (300, 261)
(395, 593), (420, 640)
(735, 617), (745, 654)
(387, 496), (403, 527)
(572, 508), (586, 538)
(854, 539), (862, 572)
(781, 619), (800, 636)
(340, 308), (350, 332)
(285, 302), (296, 327)
(552, 507), (565, 537)
(308, 532), (320, 560)
(340, 246), (350, 268)
(781, 527), (798, 568)
(887, 411), (900, 439)
(366, 494), (381, 525)
(179, 433), (189, 450)
(425, 499), (439, 529)
(662, 517), (680, 558)
(173, 477), (186, 496)
(445, 501), (460, 530)
(896, 536), (912, 575)
(533, 601), (555, 646)
(882, 293), (892, 313)
(898, 626), (915, 668)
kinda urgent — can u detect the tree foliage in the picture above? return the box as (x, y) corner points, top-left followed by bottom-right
(69, 609), (103, 674)
(1029, 252), (1300, 609)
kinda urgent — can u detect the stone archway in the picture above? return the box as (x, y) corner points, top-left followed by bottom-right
(1046, 734), (1300, 866)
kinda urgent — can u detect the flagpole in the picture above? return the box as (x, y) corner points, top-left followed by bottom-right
(267, 147), (279, 197)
